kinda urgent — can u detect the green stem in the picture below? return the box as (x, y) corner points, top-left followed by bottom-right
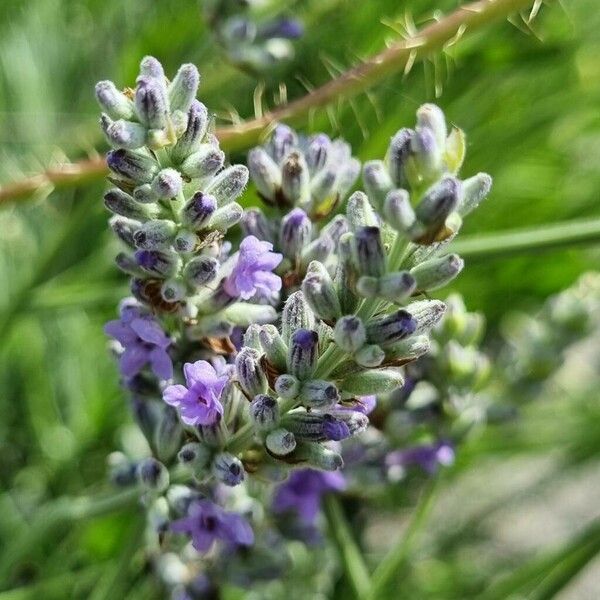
(452, 217), (600, 259)
(324, 495), (371, 600)
(367, 477), (441, 600)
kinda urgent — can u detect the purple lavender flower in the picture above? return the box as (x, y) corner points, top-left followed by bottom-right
(104, 301), (172, 380)
(163, 360), (229, 426)
(337, 395), (377, 415)
(223, 235), (283, 300)
(171, 499), (254, 553)
(272, 469), (346, 524)
(386, 440), (455, 475)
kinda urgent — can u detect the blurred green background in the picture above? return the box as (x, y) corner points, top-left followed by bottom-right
(1, 0), (600, 598)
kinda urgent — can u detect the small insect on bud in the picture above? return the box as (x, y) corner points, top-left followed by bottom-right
(405, 299), (447, 334)
(168, 63), (200, 114)
(354, 344), (385, 367)
(95, 81), (135, 120)
(416, 103), (447, 149)
(376, 271), (417, 303)
(386, 128), (414, 188)
(288, 442), (343, 471)
(287, 329), (319, 380)
(109, 216), (139, 248)
(155, 406), (183, 462)
(363, 160), (394, 209)
(241, 208), (274, 242)
(105, 119), (147, 150)
(265, 428), (296, 456)
(302, 261), (341, 322)
(341, 367), (404, 396)
(247, 147), (282, 203)
(274, 374), (300, 399)
(355, 226), (386, 278)
(182, 192), (217, 229)
(250, 394), (280, 430)
(280, 208), (312, 260)
(281, 291), (315, 344)
(366, 309), (417, 346)
(133, 219), (177, 250)
(334, 315), (366, 353)
(135, 76), (169, 129)
(299, 380), (340, 409)
(151, 168), (183, 199)
(306, 133), (331, 172)
(137, 457), (170, 492)
(458, 173), (493, 217)
(135, 249), (180, 277)
(346, 191), (379, 229)
(235, 347), (268, 398)
(212, 452), (245, 487)
(416, 176), (462, 227)
(104, 189), (154, 221)
(207, 202), (244, 232)
(205, 165), (249, 204)
(269, 123), (297, 163)
(259, 324), (288, 370)
(411, 254), (464, 292)
(383, 189), (416, 232)
(183, 256), (219, 288)
(281, 150), (310, 204)
(107, 149), (159, 184)
(181, 144), (225, 180)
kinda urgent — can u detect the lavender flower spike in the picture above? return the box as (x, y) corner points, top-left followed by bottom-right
(171, 499), (254, 553)
(223, 235), (283, 300)
(163, 360), (229, 426)
(104, 301), (172, 380)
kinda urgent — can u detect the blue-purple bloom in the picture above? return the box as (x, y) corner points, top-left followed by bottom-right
(104, 301), (172, 380)
(272, 469), (346, 524)
(386, 440), (455, 475)
(171, 499), (254, 553)
(163, 360), (229, 426)
(223, 235), (283, 300)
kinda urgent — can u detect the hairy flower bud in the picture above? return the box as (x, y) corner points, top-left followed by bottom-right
(387, 128), (414, 188)
(416, 104), (447, 149)
(281, 291), (315, 344)
(416, 177), (461, 227)
(105, 119), (146, 150)
(107, 149), (159, 184)
(250, 394), (279, 430)
(411, 254), (464, 291)
(259, 324), (288, 370)
(133, 219), (177, 250)
(355, 226), (386, 278)
(135, 249), (180, 277)
(280, 208), (312, 259)
(274, 374), (300, 399)
(155, 406), (183, 462)
(376, 271), (417, 303)
(104, 189), (155, 221)
(95, 81), (134, 120)
(281, 150), (310, 204)
(171, 100), (209, 163)
(299, 380), (340, 408)
(109, 216), (139, 248)
(383, 189), (416, 232)
(138, 457), (169, 492)
(287, 329), (319, 380)
(135, 76), (169, 129)
(208, 202), (244, 231)
(354, 344), (385, 367)
(151, 168), (183, 199)
(406, 299), (447, 334)
(346, 191), (379, 229)
(265, 428), (296, 456)
(287, 442), (343, 471)
(212, 452), (245, 486)
(459, 173), (493, 217)
(241, 208), (274, 242)
(412, 126), (442, 181)
(183, 256), (219, 287)
(205, 165), (249, 204)
(302, 261), (341, 322)
(168, 63), (199, 113)
(334, 315), (366, 353)
(363, 160), (394, 209)
(366, 309), (417, 346)
(248, 147), (281, 202)
(181, 145), (225, 179)
(340, 367), (404, 395)
(235, 347), (268, 397)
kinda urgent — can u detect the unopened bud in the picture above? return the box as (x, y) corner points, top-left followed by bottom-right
(171, 100), (209, 163)
(416, 177), (461, 227)
(383, 189), (416, 232)
(355, 226), (386, 277)
(259, 324), (288, 370)
(135, 249), (180, 277)
(105, 119), (146, 150)
(205, 165), (249, 204)
(346, 191), (379, 229)
(302, 261), (341, 321)
(95, 81), (134, 120)
(377, 271), (417, 302)
(341, 367), (404, 395)
(235, 347), (268, 397)
(247, 147), (281, 203)
(250, 394), (279, 430)
(182, 192), (217, 229)
(181, 145), (225, 180)
(207, 202), (243, 231)
(411, 254), (464, 291)
(354, 344), (385, 367)
(288, 442), (343, 471)
(135, 76), (168, 129)
(104, 188), (154, 221)
(280, 208), (312, 259)
(133, 219), (176, 250)
(241, 208), (274, 242)
(363, 160), (394, 209)
(459, 173), (493, 217)
(387, 128), (414, 188)
(274, 374), (300, 399)
(212, 452), (245, 486)
(151, 168), (183, 199)
(281, 291), (315, 344)
(281, 150), (310, 204)
(183, 256), (219, 287)
(155, 406), (183, 461)
(137, 457), (169, 492)
(405, 299), (447, 334)
(299, 380), (340, 408)
(287, 328), (319, 380)
(168, 63), (199, 113)
(265, 428), (296, 456)
(334, 316), (366, 353)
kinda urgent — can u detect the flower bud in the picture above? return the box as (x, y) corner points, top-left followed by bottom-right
(363, 160), (394, 209)
(310, 165), (337, 205)
(207, 202), (244, 231)
(336, 233), (360, 314)
(366, 309), (417, 346)
(354, 344), (385, 367)
(168, 63), (199, 113)
(133, 219), (176, 250)
(377, 271), (417, 302)
(250, 394), (279, 430)
(137, 457), (169, 492)
(151, 168), (183, 199)
(173, 100), (209, 155)
(341, 367), (404, 395)
(302, 261), (341, 322)
(287, 329), (319, 380)
(181, 145), (225, 180)
(306, 133), (330, 172)
(281, 291), (315, 344)
(108, 453), (137, 487)
(235, 347), (268, 397)
(247, 147), (281, 203)
(287, 442), (343, 471)
(107, 149), (159, 184)
(334, 316), (366, 353)
(109, 216), (139, 248)
(223, 303), (278, 326)
(183, 256), (219, 287)
(281, 412), (329, 442)
(269, 124), (297, 163)
(299, 380), (340, 408)
(415, 177), (461, 227)
(173, 229), (198, 253)
(241, 208), (274, 242)
(212, 452), (245, 486)
(412, 126), (442, 181)
(355, 226), (386, 278)
(459, 173), (493, 217)
(95, 81), (134, 120)
(160, 279), (187, 303)
(135, 76), (168, 129)
(155, 406), (183, 462)
(280, 208), (312, 259)
(322, 214), (349, 244)
(346, 191), (379, 229)
(265, 428), (296, 456)
(133, 184), (158, 204)
(405, 299), (447, 334)
(301, 234), (335, 266)
(243, 324), (262, 351)
(104, 189), (154, 221)
(135, 249), (180, 277)
(416, 104), (447, 149)
(139, 55), (165, 80)
(385, 334), (431, 363)
(383, 189), (416, 232)
(281, 150), (310, 204)
(105, 119), (146, 150)
(259, 324), (288, 370)
(274, 374), (300, 399)
(205, 165), (249, 204)
(411, 254), (464, 291)
(387, 128), (414, 188)
(182, 192), (217, 229)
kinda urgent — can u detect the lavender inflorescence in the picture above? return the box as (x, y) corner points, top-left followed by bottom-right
(98, 57), (492, 597)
